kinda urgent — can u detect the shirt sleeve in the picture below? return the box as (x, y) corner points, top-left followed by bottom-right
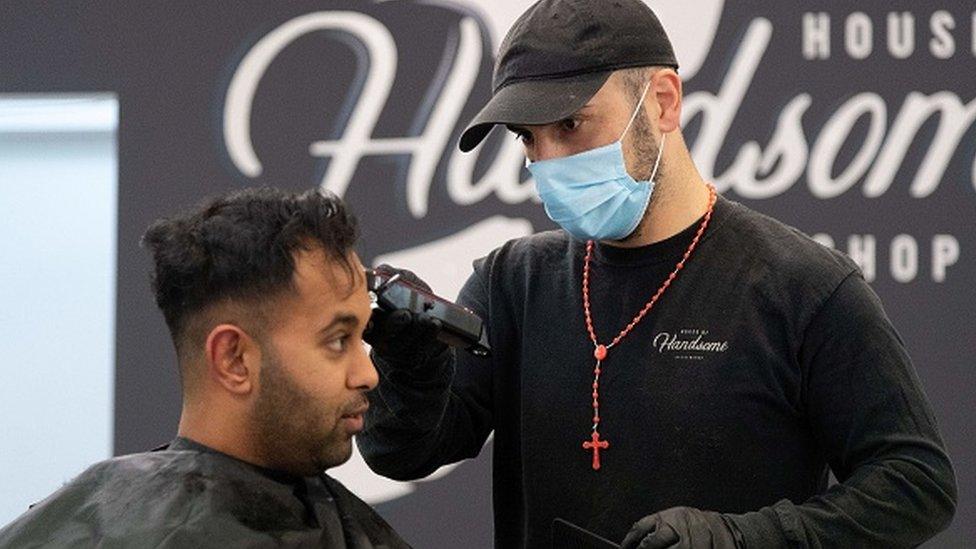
(727, 272), (957, 548)
(357, 265), (495, 481)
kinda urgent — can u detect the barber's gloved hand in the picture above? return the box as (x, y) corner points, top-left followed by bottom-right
(621, 507), (743, 549)
(364, 265), (449, 368)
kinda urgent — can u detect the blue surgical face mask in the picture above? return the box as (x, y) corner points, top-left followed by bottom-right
(527, 82), (664, 242)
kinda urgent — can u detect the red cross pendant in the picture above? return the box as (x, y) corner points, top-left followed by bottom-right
(582, 430), (609, 470)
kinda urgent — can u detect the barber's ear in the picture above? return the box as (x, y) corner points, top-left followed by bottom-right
(205, 324), (258, 396)
(651, 69), (682, 134)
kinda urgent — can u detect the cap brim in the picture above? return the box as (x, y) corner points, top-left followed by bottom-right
(458, 71), (612, 152)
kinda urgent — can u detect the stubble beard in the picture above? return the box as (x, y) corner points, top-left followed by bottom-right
(616, 114), (662, 245)
(252, 346), (350, 476)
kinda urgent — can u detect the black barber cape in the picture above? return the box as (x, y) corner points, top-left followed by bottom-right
(0, 437), (409, 548)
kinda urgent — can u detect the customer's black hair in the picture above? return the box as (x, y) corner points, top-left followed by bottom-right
(142, 187), (359, 359)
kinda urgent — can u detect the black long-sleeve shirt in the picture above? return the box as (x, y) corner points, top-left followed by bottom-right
(358, 195), (956, 548)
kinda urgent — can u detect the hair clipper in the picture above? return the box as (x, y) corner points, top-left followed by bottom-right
(365, 269), (491, 357)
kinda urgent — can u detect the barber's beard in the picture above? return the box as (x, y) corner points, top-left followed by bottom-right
(252, 348), (348, 476)
(629, 113), (661, 182)
(616, 116), (662, 244)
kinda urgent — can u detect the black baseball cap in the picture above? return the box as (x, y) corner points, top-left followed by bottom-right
(458, 0), (679, 152)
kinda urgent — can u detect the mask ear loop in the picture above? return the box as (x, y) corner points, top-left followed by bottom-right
(619, 80), (654, 140)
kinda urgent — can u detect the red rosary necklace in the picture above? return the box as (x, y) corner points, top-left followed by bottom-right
(580, 185), (717, 470)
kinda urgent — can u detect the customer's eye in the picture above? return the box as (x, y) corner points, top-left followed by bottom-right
(326, 336), (347, 353)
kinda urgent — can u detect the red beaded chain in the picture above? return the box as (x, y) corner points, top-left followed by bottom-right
(580, 185), (717, 470)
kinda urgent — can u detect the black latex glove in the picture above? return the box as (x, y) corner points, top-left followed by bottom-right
(364, 264), (449, 367)
(621, 507), (744, 549)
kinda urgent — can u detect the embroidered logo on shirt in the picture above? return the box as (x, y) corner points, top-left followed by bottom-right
(652, 329), (729, 361)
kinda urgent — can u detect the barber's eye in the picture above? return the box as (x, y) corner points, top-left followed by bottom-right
(513, 130), (533, 144)
(559, 118), (581, 132)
